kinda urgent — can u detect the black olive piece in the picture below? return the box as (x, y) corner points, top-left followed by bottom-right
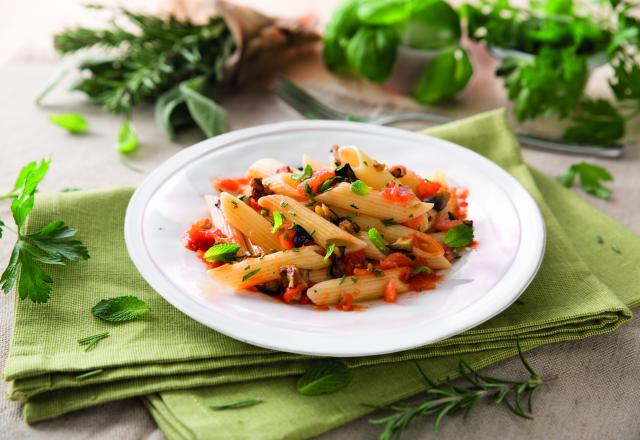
(425, 191), (451, 211)
(292, 225), (314, 247)
(334, 163), (358, 182)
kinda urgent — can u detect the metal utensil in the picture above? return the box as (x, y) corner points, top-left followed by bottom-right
(273, 76), (624, 158)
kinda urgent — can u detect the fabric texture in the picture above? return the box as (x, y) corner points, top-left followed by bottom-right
(4, 109), (640, 439)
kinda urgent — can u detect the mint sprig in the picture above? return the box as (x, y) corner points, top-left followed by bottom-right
(92, 296), (149, 322)
(204, 243), (240, 263)
(297, 359), (352, 396)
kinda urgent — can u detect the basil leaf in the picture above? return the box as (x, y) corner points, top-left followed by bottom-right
(179, 76), (227, 138)
(291, 164), (313, 181)
(367, 228), (390, 253)
(271, 211), (283, 234)
(444, 224), (474, 247)
(116, 120), (138, 154)
(346, 26), (399, 83)
(357, 0), (410, 25)
(297, 359), (352, 396)
(350, 180), (369, 195)
(402, 0), (461, 50)
(323, 0), (361, 71)
(92, 296), (149, 322)
(415, 46), (472, 104)
(49, 113), (89, 134)
(204, 243), (240, 263)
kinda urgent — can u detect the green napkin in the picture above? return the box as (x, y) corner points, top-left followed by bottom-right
(4, 109), (640, 439)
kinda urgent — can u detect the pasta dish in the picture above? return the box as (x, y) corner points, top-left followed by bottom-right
(183, 145), (474, 311)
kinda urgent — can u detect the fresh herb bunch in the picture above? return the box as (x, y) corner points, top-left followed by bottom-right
(42, 5), (235, 139)
(0, 160), (90, 303)
(324, 0), (472, 104)
(464, 0), (640, 145)
(369, 341), (543, 440)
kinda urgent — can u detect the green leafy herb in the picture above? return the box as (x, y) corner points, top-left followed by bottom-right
(324, 243), (336, 262)
(116, 120), (138, 154)
(291, 165), (313, 181)
(204, 243), (240, 263)
(350, 180), (369, 196)
(242, 268), (261, 282)
(75, 369), (104, 381)
(597, 235), (604, 244)
(178, 76), (227, 138)
(304, 183), (316, 203)
(381, 219), (397, 227)
(563, 99), (625, 146)
(351, 276), (358, 284)
(49, 113), (89, 134)
(0, 160), (90, 303)
(346, 26), (399, 83)
(297, 359), (352, 396)
(369, 340), (542, 439)
(279, 201), (289, 208)
(411, 265), (432, 277)
(271, 211), (284, 234)
(209, 398), (264, 410)
(338, 275), (346, 286)
(61, 188), (81, 192)
(92, 296), (149, 322)
(415, 46), (472, 105)
(318, 176), (343, 193)
(611, 244), (621, 254)
(557, 162), (613, 199)
(444, 224), (474, 248)
(78, 331), (110, 352)
(367, 228), (389, 253)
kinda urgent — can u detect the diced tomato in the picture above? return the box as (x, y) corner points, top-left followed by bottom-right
(384, 280), (398, 303)
(381, 183), (414, 203)
(213, 177), (249, 194)
(296, 170), (336, 196)
(184, 221), (224, 252)
(343, 250), (366, 275)
(278, 229), (296, 249)
(432, 214), (462, 232)
(415, 181), (442, 200)
(401, 214), (424, 230)
(337, 293), (354, 311)
(352, 268), (370, 276)
(378, 252), (414, 270)
(408, 272), (439, 291)
(249, 198), (261, 212)
(443, 244), (456, 262)
(282, 286), (303, 303)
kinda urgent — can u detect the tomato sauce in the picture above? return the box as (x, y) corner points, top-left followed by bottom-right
(381, 182), (414, 203)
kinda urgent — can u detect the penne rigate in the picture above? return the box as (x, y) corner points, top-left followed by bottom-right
(335, 145), (395, 189)
(204, 195), (251, 256)
(247, 158), (290, 179)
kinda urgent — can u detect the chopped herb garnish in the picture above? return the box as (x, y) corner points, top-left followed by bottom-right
(304, 182), (316, 202)
(288, 210), (297, 217)
(75, 369), (103, 381)
(338, 275), (346, 286)
(557, 162), (613, 199)
(318, 176), (343, 193)
(204, 243), (240, 263)
(411, 266), (432, 277)
(324, 243), (336, 262)
(292, 248), (300, 253)
(271, 211), (283, 234)
(363, 160), (368, 166)
(367, 228), (389, 253)
(349, 203), (359, 210)
(611, 244), (622, 254)
(310, 230), (316, 238)
(291, 164), (313, 181)
(49, 113), (89, 134)
(231, 200), (238, 207)
(242, 268), (261, 281)
(372, 268), (384, 276)
(351, 276), (358, 284)
(350, 180), (369, 196)
(444, 224), (474, 248)
(209, 398), (264, 410)
(597, 235), (604, 244)
(280, 201), (289, 208)
(243, 265), (250, 270)
(78, 331), (110, 352)
(381, 218), (397, 227)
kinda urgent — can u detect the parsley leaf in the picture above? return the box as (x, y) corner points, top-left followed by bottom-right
(291, 165), (313, 181)
(204, 243), (240, 263)
(92, 296), (149, 322)
(367, 227), (389, 253)
(444, 224), (474, 247)
(557, 162), (613, 199)
(562, 99), (625, 146)
(271, 211), (284, 234)
(49, 113), (89, 134)
(116, 120), (138, 154)
(350, 180), (369, 195)
(297, 359), (352, 396)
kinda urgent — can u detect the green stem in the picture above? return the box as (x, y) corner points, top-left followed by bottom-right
(1, 222), (18, 235)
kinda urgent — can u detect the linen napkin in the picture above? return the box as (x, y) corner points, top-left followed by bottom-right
(4, 109), (640, 439)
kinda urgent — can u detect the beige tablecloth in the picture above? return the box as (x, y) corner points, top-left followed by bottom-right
(1, 57), (639, 439)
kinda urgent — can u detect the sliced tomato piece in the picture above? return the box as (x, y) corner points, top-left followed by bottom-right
(278, 228), (297, 250)
(296, 170), (336, 196)
(377, 252), (414, 269)
(283, 286), (303, 303)
(384, 280), (398, 303)
(381, 182), (415, 203)
(213, 177), (249, 194)
(337, 293), (354, 311)
(415, 181), (442, 200)
(344, 250), (366, 275)
(401, 214), (425, 230)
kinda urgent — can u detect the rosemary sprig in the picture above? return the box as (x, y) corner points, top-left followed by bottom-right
(369, 341), (543, 440)
(78, 331), (110, 352)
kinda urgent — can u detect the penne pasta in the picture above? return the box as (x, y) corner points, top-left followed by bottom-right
(204, 195), (251, 256)
(397, 170), (423, 192)
(335, 145), (395, 189)
(308, 268), (330, 284)
(219, 193), (282, 253)
(247, 158), (290, 179)
(316, 182), (432, 223)
(426, 255), (452, 270)
(303, 154), (328, 170)
(262, 173), (304, 199)
(307, 268), (410, 305)
(209, 245), (328, 289)
(354, 231), (387, 260)
(258, 195), (366, 251)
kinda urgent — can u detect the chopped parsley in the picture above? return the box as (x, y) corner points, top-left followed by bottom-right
(367, 228), (389, 253)
(411, 266), (432, 277)
(381, 218), (397, 227)
(271, 211), (283, 233)
(231, 200), (238, 208)
(242, 268), (261, 282)
(349, 203), (359, 210)
(291, 164), (312, 181)
(324, 243), (336, 262)
(350, 277), (358, 284)
(280, 201), (289, 208)
(338, 275), (346, 286)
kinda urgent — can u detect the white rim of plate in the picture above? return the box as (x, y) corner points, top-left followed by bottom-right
(124, 120), (546, 357)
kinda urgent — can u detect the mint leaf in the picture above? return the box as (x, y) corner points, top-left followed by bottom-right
(291, 164), (313, 181)
(411, 265), (432, 276)
(179, 76), (227, 138)
(557, 162), (613, 199)
(367, 227), (389, 253)
(49, 113), (89, 134)
(350, 180), (369, 196)
(242, 268), (261, 282)
(297, 359), (352, 396)
(209, 398), (264, 410)
(116, 120), (138, 154)
(204, 243), (240, 263)
(271, 211), (284, 234)
(444, 224), (474, 247)
(324, 242), (336, 261)
(92, 296), (149, 322)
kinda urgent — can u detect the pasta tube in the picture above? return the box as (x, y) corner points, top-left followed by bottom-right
(204, 195), (251, 256)
(219, 193), (282, 252)
(335, 145), (394, 189)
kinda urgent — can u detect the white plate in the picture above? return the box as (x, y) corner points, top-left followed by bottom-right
(125, 121), (545, 357)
